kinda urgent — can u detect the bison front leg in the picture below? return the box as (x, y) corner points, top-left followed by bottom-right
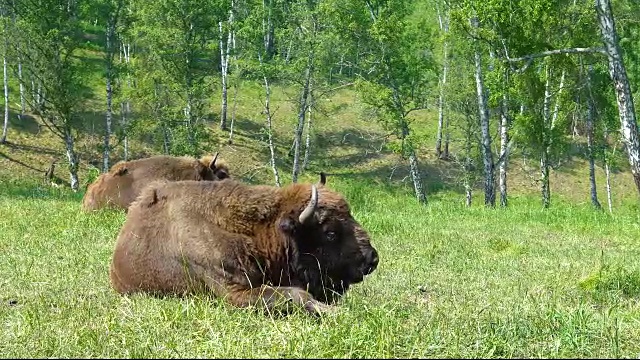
(226, 285), (334, 316)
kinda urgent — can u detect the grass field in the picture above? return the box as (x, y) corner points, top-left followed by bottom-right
(1, 179), (640, 358)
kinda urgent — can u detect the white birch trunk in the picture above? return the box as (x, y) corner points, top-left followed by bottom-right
(219, 18), (232, 131)
(17, 58), (25, 116)
(228, 6), (238, 145)
(122, 42), (131, 161)
(586, 64), (602, 209)
(498, 92), (509, 207)
(291, 52), (313, 183)
(103, 22), (115, 173)
(471, 17), (495, 207)
(408, 148), (427, 204)
(540, 66), (553, 209)
(64, 128), (79, 191)
(603, 126), (615, 213)
(263, 73), (280, 187)
(595, 0), (640, 197)
(31, 78), (36, 112)
(435, 6), (448, 159)
(228, 82), (239, 144)
(302, 91), (313, 170)
(1, 48), (8, 144)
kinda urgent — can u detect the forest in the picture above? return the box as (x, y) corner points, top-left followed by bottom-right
(1, 0), (640, 358)
(0, 0), (638, 208)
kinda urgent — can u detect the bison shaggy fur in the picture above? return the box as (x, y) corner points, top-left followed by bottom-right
(109, 175), (379, 316)
(82, 154), (230, 212)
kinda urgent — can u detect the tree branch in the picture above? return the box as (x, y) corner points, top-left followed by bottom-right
(505, 47), (606, 72)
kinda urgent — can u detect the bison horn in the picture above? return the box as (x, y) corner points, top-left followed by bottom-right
(299, 184), (318, 224)
(210, 152), (219, 169)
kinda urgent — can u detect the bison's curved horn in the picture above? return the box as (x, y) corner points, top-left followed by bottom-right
(209, 152), (219, 169)
(319, 172), (326, 186)
(299, 185), (318, 224)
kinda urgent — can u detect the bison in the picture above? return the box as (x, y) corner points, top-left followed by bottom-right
(109, 173), (379, 316)
(82, 153), (230, 212)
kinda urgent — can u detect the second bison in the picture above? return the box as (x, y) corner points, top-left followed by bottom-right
(109, 174), (379, 316)
(82, 154), (230, 211)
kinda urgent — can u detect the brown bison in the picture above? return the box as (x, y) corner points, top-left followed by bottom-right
(82, 153), (230, 212)
(109, 173), (379, 316)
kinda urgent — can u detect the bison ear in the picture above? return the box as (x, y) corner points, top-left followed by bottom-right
(278, 215), (297, 235)
(115, 167), (128, 176)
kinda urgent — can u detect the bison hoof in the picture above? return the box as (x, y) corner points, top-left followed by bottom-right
(304, 300), (337, 317)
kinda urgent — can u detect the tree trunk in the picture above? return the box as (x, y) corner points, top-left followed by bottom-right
(64, 128), (79, 191)
(228, 82), (239, 144)
(435, 8), (449, 160)
(122, 41), (131, 161)
(498, 92), (509, 207)
(30, 77), (36, 112)
(103, 22), (115, 173)
(603, 126), (615, 213)
(471, 17), (495, 207)
(262, 0), (275, 59)
(219, 18), (232, 131)
(185, 91), (196, 152)
(291, 52), (313, 183)
(540, 66), (552, 209)
(586, 64), (602, 209)
(17, 58), (25, 116)
(120, 101), (129, 161)
(302, 89), (313, 171)
(540, 150), (550, 208)
(408, 149), (427, 204)
(595, 0), (640, 197)
(263, 73), (281, 187)
(1, 47), (8, 144)
(463, 114), (474, 208)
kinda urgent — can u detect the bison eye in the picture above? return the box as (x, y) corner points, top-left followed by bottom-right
(325, 231), (337, 242)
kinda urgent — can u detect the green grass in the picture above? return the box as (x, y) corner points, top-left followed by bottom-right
(2, 181), (640, 358)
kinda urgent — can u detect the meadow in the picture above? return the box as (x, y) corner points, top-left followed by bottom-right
(1, 177), (640, 358)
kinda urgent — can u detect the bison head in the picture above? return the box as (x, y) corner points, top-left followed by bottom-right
(279, 173), (379, 304)
(199, 152), (231, 181)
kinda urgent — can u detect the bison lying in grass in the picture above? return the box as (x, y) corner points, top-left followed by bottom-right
(109, 174), (379, 316)
(82, 153), (230, 211)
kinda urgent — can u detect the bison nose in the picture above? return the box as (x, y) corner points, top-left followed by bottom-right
(364, 249), (379, 275)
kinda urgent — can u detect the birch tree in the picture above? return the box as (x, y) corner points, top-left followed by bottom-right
(435, 1), (450, 160)
(594, 0), (640, 197)
(13, 0), (90, 191)
(1, 3), (9, 144)
(99, 0), (125, 172)
(356, 0), (436, 204)
(133, 0), (227, 156)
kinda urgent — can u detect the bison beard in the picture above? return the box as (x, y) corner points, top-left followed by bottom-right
(109, 177), (379, 316)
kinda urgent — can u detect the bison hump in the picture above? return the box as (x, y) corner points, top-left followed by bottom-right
(135, 180), (170, 208)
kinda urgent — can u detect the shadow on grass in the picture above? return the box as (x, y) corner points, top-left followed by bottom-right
(6, 111), (41, 135)
(0, 149), (48, 173)
(0, 179), (83, 202)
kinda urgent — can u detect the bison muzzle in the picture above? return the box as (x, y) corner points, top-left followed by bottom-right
(109, 174), (379, 316)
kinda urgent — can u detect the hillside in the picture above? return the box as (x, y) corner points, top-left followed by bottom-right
(1, 77), (638, 209)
